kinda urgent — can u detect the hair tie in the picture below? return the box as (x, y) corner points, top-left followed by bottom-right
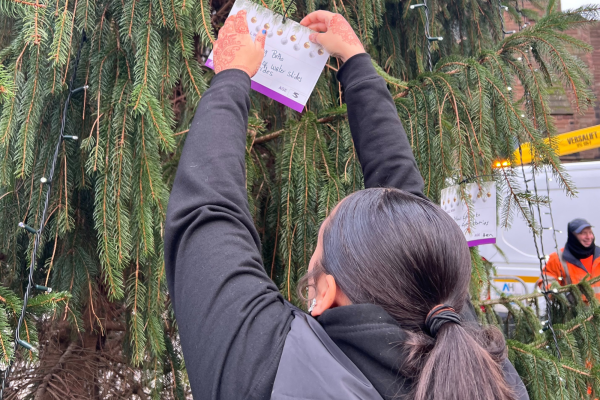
(425, 304), (461, 338)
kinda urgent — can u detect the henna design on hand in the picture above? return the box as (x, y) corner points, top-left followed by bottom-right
(328, 14), (361, 47)
(213, 10), (250, 74)
(255, 33), (266, 48)
(234, 10), (250, 34)
(213, 10), (266, 77)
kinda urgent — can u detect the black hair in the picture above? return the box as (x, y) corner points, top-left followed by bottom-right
(303, 188), (514, 400)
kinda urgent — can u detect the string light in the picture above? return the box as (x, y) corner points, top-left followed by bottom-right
(514, 120), (562, 360)
(544, 168), (562, 251)
(510, 7), (562, 355)
(281, 0), (297, 23)
(519, 100), (562, 360)
(409, 1), (443, 72)
(0, 31), (87, 398)
(34, 285), (52, 293)
(17, 222), (37, 234)
(71, 85), (88, 94)
(457, 174), (497, 185)
(15, 340), (34, 352)
(542, 227), (562, 234)
(498, 1), (515, 36)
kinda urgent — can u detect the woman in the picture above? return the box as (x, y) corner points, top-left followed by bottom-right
(164, 10), (528, 400)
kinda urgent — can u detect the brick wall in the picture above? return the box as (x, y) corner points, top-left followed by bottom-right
(504, 4), (600, 161)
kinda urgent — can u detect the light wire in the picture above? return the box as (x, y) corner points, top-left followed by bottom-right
(0, 31), (87, 398)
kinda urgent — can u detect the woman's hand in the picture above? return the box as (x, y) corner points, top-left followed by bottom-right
(213, 10), (266, 77)
(300, 11), (365, 62)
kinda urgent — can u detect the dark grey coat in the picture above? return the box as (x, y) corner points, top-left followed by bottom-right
(273, 302), (528, 400)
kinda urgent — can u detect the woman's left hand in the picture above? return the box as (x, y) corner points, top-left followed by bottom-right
(300, 11), (365, 62)
(213, 10), (266, 77)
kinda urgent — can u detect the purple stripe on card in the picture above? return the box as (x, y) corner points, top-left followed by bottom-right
(468, 238), (496, 247)
(204, 58), (304, 113)
(250, 81), (304, 113)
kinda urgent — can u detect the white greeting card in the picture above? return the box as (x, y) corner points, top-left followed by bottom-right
(205, 0), (330, 112)
(440, 182), (497, 247)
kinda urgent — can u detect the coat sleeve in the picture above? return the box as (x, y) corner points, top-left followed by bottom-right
(164, 69), (293, 400)
(336, 53), (426, 198)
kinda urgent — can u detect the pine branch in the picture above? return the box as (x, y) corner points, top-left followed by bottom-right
(9, 0), (46, 8)
(475, 275), (600, 306)
(254, 115), (342, 144)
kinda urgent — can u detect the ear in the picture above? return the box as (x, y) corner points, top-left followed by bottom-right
(310, 274), (337, 317)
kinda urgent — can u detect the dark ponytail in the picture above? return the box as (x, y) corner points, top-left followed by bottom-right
(315, 188), (515, 400)
(404, 321), (513, 400)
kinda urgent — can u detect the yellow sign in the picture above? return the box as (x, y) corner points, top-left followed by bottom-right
(513, 125), (600, 164)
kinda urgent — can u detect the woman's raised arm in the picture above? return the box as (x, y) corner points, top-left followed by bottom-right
(164, 12), (292, 399)
(302, 11), (426, 197)
(337, 54), (426, 197)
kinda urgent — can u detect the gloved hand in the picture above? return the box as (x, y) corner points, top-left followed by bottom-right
(300, 11), (365, 62)
(213, 10), (266, 77)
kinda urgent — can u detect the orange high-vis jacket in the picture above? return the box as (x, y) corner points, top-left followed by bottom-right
(542, 246), (600, 300)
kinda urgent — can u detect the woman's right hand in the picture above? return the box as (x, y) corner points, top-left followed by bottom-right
(213, 10), (266, 77)
(300, 11), (365, 62)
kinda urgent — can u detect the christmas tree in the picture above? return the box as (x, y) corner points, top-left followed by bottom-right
(0, 0), (598, 396)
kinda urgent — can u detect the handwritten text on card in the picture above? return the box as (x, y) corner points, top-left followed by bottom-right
(440, 182), (497, 247)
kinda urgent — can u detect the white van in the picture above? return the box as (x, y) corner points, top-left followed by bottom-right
(479, 161), (600, 298)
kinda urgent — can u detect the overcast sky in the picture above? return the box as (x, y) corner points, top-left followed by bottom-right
(561, 0), (600, 10)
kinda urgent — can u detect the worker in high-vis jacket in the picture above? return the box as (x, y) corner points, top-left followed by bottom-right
(543, 219), (600, 299)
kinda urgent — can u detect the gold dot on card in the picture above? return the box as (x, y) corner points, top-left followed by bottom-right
(318, 48), (324, 55)
(251, 17), (257, 23)
(487, 192), (491, 197)
(453, 197), (456, 202)
(477, 193), (481, 198)
(304, 42), (310, 48)
(264, 23), (270, 29)
(277, 29), (283, 35)
(290, 35), (297, 41)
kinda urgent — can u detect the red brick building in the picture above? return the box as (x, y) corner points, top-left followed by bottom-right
(505, 5), (600, 161)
